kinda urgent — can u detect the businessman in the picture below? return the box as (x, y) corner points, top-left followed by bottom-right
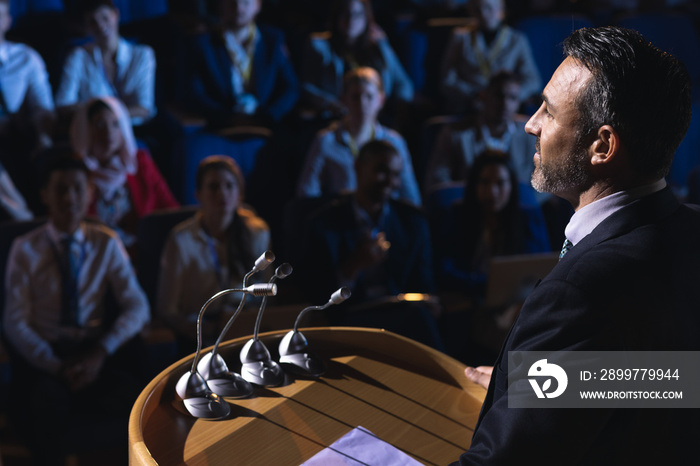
(453, 26), (700, 465)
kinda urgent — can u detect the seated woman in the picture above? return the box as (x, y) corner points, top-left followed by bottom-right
(434, 151), (550, 361)
(157, 155), (271, 352)
(296, 67), (421, 206)
(300, 0), (413, 120)
(70, 97), (178, 247)
(435, 151), (549, 298)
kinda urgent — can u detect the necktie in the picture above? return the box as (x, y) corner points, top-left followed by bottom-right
(559, 238), (573, 260)
(60, 236), (80, 326)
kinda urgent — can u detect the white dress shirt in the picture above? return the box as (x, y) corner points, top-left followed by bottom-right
(55, 38), (156, 124)
(0, 40), (54, 114)
(3, 221), (150, 374)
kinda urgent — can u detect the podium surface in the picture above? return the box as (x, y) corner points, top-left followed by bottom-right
(129, 327), (486, 465)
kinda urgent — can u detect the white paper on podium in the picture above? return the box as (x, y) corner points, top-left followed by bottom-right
(301, 426), (424, 466)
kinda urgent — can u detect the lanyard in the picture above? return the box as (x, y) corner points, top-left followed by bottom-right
(207, 236), (228, 290)
(346, 126), (376, 158)
(472, 27), (509, 79)
(225, 24), (257, 86)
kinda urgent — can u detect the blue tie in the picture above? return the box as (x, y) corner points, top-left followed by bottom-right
(60, 236), (80, 326)
(559, 238), (573, 260)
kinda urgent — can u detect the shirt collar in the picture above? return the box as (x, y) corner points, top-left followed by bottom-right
(47, 221), (86, 244)
(564, 178), (666, 245)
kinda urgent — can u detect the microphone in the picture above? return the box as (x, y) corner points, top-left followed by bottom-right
(278, 287), (351, 377)
(175, 284), (277, 418)
(239, 263), (292, 386)
(197, 250), (276, 397)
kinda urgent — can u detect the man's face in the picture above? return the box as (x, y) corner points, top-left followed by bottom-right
(196, 168), (240, 220)
(343, 79), (384, 124)
(482, 81), (522, 125)
(525, 56), (593, 198)
(86, 6), (119, 43)
(42, 169), (91, 233)
(356, 151), (402, 205)
(221, 0), (261, 29)
(0, 3), (12, 38)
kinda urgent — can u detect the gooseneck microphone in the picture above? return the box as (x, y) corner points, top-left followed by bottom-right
(197, 251), (275, 397)
(278, 287), (351, 377)
(174, 283), (277, 418)
(239, 263), (293, 386)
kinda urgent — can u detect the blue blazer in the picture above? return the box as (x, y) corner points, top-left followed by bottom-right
(453, 187), (700, 465)
(302, 195), (434, 305)
(185, 25), (299, 123)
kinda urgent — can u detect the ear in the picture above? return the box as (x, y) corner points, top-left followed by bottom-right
(589, 125), (620, 166)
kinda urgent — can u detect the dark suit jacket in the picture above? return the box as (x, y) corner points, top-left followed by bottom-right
(454, 187), (700, 465)
(185, 25), (299, 123)
(302, 195), (434, 305)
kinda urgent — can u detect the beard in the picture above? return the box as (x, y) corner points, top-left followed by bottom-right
(531, 137), (591, 195)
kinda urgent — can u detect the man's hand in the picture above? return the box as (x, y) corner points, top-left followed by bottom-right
(61, 345), (108, 391)
(465, 365), (493, 390)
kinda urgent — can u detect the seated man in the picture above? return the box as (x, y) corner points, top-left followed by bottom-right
(297, 67), (421, 206)
(301, 139), (441, 348)
(426, 71), (537, 193)
(439, 0), (540, 114)
(2, 152), (150, 463)
(183, 0), (299, 127)
(55, 0), (156, 125)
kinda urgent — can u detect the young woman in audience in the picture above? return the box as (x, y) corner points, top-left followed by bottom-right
(157, 155), (271, 352)
(435, 151), (549, 297)
(299, 0), (413, 120)
(70, 97), (178, 247)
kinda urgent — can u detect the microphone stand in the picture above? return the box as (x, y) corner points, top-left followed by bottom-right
(239, 263), (292, 386)
(197, 251), (275, 396)
(279, 287), (351, 377)
(175, 284), (276, 418)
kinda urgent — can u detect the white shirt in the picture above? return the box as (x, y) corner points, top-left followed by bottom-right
(3, 221), (150, 374)
(565, 179), (667, 245)
(55, 38), (156, 124)
(157, 211), (270, 326)
(0, 40), (54, 114)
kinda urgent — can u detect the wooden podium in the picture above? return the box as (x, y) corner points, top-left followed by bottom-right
(129, 327), (486, 465)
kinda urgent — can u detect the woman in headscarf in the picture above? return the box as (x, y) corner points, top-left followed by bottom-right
(70, 96), (178, 246)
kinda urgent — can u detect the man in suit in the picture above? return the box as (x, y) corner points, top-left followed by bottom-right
(452, 26), (700, 465)
(184, 0), (299, 127)
(302, 139), (442, 348)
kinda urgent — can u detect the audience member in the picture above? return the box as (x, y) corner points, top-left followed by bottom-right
(435, 151), (549, 299)
(2, 152), (150, 464)
(55, 0), (156, 125)
(0, 0), (55, 205)
(301, 140), (441, 348)
(183, 0), (299, 127)
(426, 71), (537, 192)
(296, 67), (421, 206)
(299, 0), (413, 120)
(157, 155), (270, 352)
(70, 97), (178, 247)
(440, 0), (540, 113)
